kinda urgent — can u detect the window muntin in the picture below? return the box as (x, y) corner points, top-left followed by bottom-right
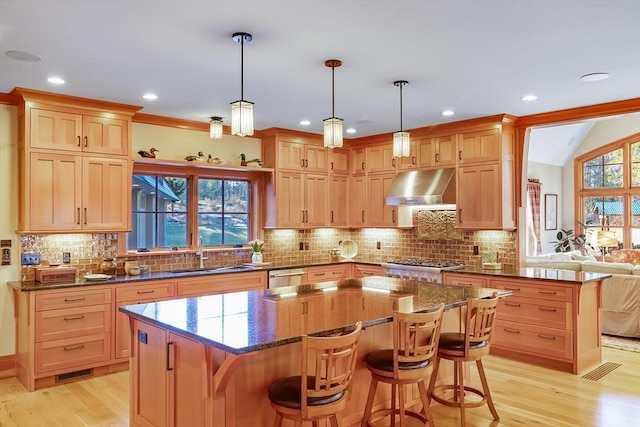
(583, 148), (623, 188)
(128, 175), (188, 250)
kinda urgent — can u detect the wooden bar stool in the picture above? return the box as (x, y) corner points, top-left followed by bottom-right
(361, 304), (445, 427)
(268, 321), (363, 427)
(428, 295), (499, 427)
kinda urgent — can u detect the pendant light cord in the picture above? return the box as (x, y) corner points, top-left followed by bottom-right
(331, 64), (335, 117)
(399, 82), (403, 132)
(240, 36), (244, 101)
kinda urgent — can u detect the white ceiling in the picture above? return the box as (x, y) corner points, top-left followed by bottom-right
(1, 0), (639, 142)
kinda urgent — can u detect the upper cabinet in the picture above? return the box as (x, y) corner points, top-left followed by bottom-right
(457, 127), (501, 164)
(415, 134), (457, 169)
(11, 88), (141, 234)
(276, 139), (328, 173)
(366, 144), (396, 173)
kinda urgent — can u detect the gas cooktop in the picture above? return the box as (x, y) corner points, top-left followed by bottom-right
(385, 258), (466, 269)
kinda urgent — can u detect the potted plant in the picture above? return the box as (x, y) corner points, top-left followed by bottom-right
(551, 221), (590, 253)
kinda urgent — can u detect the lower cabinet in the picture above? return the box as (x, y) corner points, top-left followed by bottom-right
(351, 263), (383, 278)
(131, 320), (207, 427)
(177, 271), (266, 297)
(306, 264), (350, 284)
(442, 272), (487, 288)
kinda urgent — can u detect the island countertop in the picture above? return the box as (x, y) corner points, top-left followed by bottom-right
(444, 266), (611, 284)
(119, 276), (509, 355)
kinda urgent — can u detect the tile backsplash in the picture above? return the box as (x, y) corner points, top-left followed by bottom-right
(20, 227), (515, 279)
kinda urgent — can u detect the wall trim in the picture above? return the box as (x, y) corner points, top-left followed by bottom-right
(0, 354), (16, 379)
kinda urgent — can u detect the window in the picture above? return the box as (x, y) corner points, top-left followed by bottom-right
(577, 133), (640, 249)
(127, 173), (251, 251)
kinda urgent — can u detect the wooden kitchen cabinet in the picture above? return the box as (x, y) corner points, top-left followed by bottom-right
(27, 152), (130, 232)
(30, 107), (130, 156)
(415, 134), (457, 169)
(271, 171), (329, 228)
(457, 127), (501, 164)
(176, 271), (267, 297)
(329, 175), (349, 227)
(349, 175), (367, 226)
(367, 173), (398, 227)
(488, 276), (602, 374)
(442, 272), (487, 288)
(275, 139), (327, 173)
(457, 163), (503, 229)
(351, 147), (366, 175)
(306, 264), (350, 284)
(367, 144), (396, 173)
(329, 147), (350, 175)
(114, 280), (177, 360)
(130, 320), (208, 427)
(351, 264), (383, 278)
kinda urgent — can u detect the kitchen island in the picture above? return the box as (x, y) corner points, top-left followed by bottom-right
(120, 277), (509, 427)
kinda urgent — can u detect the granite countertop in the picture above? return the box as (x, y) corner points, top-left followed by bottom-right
(119, 276), (510, 355)
(445, 266), (611, 284)
(8, 258), (381, 292)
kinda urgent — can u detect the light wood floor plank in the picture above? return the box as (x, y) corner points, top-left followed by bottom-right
(1, 347), (638, 426)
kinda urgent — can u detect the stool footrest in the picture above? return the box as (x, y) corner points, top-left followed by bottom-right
(431, 384), (488, 409)
(364, 408), (427, 426)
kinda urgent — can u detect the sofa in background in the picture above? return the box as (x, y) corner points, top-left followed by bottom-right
(526, 249), (640, 338)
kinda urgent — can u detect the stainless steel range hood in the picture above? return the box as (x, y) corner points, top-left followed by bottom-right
(385, 168), (456, 207)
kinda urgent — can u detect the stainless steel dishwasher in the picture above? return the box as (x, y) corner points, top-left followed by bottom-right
(268, 267), (306, 288)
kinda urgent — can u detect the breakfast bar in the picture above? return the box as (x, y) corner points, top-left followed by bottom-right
(120, 277), (509, 427)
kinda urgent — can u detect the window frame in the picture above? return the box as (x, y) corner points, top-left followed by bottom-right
(575, 132), (640, 249)
(118, 161), (266, 255)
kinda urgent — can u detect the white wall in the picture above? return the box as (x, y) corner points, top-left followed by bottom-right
(560, 114), (640, 228)
(528, 161), (563, 254)
(0, 104), (19, 356)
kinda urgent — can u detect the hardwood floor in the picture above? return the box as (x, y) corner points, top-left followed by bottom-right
(1, 347), (638, 426)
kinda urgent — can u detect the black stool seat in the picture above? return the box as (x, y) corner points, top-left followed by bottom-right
(438, 332), (488, 352)
(366, 349), (431, 372)
(269, 376), (345, 409)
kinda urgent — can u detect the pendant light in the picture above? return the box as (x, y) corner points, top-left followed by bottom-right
(209, 116), (223, 139)
(323, 59), (343, 149)
(230, 32), (254, 137)
(393, 80), (410, 157)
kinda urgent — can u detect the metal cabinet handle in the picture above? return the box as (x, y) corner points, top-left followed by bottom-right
(458, 150), (462, 160)
(392, 209), (396, 223)
(63, 315), (85, 321)
(538, 307), (557, 312)
(84, 207), (87, 225)
(314, 272), (326, 277)
(392, 158), (396, 168)
(537, 334), (557, 340)
(77, 207), (81, 225)
(538, 290), (557, 295)
(300, 159), (305, 167)
(505, 287), (521, 291)
(64, 297), (86, 302)
(412, 156), (416, 165)
(504, 302), (521, 307)
(167, 341), (174, 371)
(504, 328), (520, 334)
(137, 290), (155, 294)
(458, 208), (462, 223)
(330, 161), (334, 171)
(64, 344), (85, 351)
(77, 136), (81, 147)
(305, 159), (309, 167)
(331, 211), (334, 222)
(361, 297), (365, 310)
(361, 162), (365, 170)
(361, 210), (365, 223)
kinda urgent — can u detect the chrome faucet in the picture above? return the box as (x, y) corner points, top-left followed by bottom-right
(196, 235), (208, 269)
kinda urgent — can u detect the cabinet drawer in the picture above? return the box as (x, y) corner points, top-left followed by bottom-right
(443, 273), (487, 288)
(35, 304), (111, 342)
(116, 281), (175, 302)
(493, 319), (572, 360)
(489, 279), (572, 302)
(306, 265), (350, 284)
(35, 288), (111, 311)
(497, 297), (571, 330)
(35, 333), (111, 374)
(177, 271), (266, 297)
(352, 264), (383, 278)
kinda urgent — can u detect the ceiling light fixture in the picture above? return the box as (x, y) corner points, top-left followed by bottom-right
(143, 93), (158, 100)
(442, 110), (455, 117)
(393, 80), (410, 158)
(47, 76), (65, 85)
(521, 94), (538, 101)
(323, 59), (343, 149)
(580, 72), (610, 82)
(230, 32), (254, 137)
(209, 116), (223, 139)
(6, 50), (42, 62)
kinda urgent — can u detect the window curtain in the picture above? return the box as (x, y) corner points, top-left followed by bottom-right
(527, 179), (543, 255)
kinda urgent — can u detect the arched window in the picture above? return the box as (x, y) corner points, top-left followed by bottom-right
(576, 132), (640, 250)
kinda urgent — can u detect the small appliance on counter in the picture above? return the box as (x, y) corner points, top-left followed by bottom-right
(35, 266), (77, 284)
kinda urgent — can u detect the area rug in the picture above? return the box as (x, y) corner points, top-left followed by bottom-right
(602, 334), (640, 353)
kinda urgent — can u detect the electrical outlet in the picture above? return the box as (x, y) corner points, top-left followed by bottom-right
(21, 253), (41, 266)
(304, 242), (309, 250)
(63, 252), (71, 263)
(376, 241), (381, 250)
(473, 245), (479, 255)
(299, 242), (304, 251)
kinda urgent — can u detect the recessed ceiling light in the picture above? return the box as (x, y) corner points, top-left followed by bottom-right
(442, 110), (455, 116)
(522, 94), (538, 101)
(300, 120), (311, 126)
(6, 50), (42, 62)
(580, 72), (610, 82)
(143, 93), (158, 100)
(47, 76), (65, 85)
(346, 128), (357, 134)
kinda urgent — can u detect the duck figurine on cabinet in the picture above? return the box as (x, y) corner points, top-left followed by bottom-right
(138, 147), (159, 158)
(185, 151), (205, 162)
(207, 154), (223, 165)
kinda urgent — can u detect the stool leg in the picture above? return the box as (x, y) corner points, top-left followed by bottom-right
(391, 383), (397, 427)
(476, 359), (499, 421)
(312, 421), (319, 427)
(329, 414), (339, 427)
(418, 380), (435, 426)
(273, 413), (283, 427)
(361, 376), (378, 427)
(457, 361), (465, 427)
(427, 355), (441, 402)
(398, 384), (406, 427)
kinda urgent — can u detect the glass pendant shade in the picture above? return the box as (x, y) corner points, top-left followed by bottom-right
(393, 131), (411, 157)
(323, 117), (344, 148)
(209, 117), (223, 139)
(230, 100), (254, 137)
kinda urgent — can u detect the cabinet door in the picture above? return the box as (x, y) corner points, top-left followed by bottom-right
(458, 127), (500, 164)
(304, 174), (329, 227)
(416, 138), (437, 168)
(367, 173), (397, 227)
(305, 144), (328, 173)
(457, 164), (501, 229)
(397, 140), (418, 170)
(131, 320), (170, 427)
(435, 134), (457, 166)
(352, 264), (383, 278)
(83, 156), (130, 231)
(442, 273), (487, 288)
(276, 171), (304, 228)
(330, 175), (349, 227)
(82, 115), (129, 156)
(367, 145), (396, 173)
(351, 148), (366, 175)
(329, 148), (350, 175)
(277, 140), (305, 170)
(30, 108), (83, 151)
(306, 264), (350, 284)
(169, 333), (207, 427)
(29, 152), (82, 231)
(349, 176), (367, 226)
